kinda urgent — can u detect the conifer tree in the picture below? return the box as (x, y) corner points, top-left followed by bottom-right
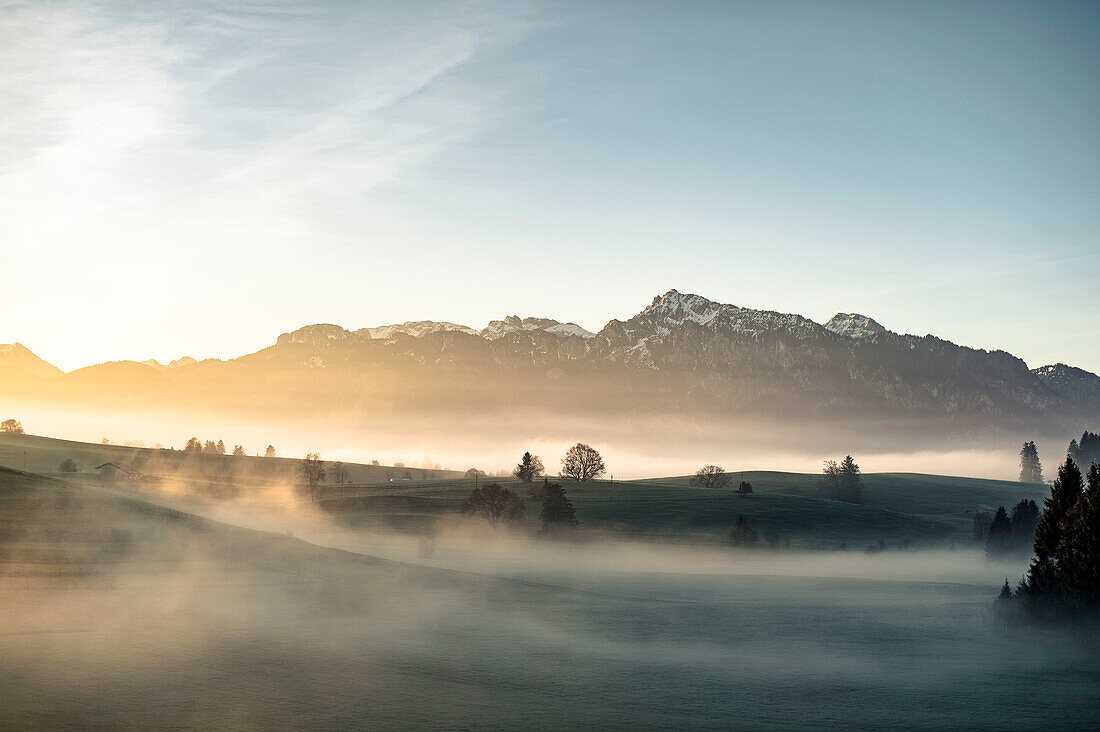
(838, 455), (863, 505)
(986, 506), (1013, 557)
(1018, 457), (1085, 613)
(1019, 441), (1043, 483)
(1060, 464), (1100, 614)
(539, 479), (578, 532)
(513, 452), (544, 483)
(1068, 431), (1100, 471)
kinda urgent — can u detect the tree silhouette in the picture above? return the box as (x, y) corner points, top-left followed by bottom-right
(265, 445), (276, 458)
(691, 465), (731, 490)
(560, 443), (605, 481)
(1019, 441), (1043, 483)
(986, 506), (1014, 557)
(513, 452), (545, 483)
(232, 445), (246, 456)
(461, 483), (525, 526)
(838, 455), (863, 505)
(185, 437), (203, 453)
(0, 419), (24, 434)
(539, 479), (578, 533)
(1068, 431), (1100, 471)
(1015, 456), (1096, 620)
(298, 452), (325, 501)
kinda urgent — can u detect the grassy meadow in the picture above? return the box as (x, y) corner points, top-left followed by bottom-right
(0, 432), (1051, 550)
(0, 458), (1097, 729)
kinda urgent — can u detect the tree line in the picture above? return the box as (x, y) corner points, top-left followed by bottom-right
(184, 437), (276, 457)
(998, 430), (1100, 624)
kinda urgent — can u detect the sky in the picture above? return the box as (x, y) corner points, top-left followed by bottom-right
(2, 0), (1098, 373)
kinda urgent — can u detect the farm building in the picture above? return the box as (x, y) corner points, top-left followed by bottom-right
(94, 462), (142, 481)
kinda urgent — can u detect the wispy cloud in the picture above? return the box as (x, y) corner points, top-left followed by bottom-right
(0, 0), (539, 367)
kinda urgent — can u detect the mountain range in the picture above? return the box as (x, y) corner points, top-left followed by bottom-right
(3, 290), (1097, 451)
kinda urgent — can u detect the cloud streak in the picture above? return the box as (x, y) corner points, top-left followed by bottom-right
(0, 0), (539, 368)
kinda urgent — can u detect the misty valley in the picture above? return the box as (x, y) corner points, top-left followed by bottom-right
(0, 429), (1098, 729)
(5, 0), (1099, 727)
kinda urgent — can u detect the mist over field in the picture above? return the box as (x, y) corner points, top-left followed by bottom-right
(4, 0), (1100, 727)
(3, 466), (1099, 730)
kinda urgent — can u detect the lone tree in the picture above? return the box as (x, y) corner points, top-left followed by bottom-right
(691, 465), (731, 490)
(513, 452), (545, 483)
(1019, 441), (1043, 483)
(465, 467), (486, 480)
(560, 443), (605, 482)
(265, 445), (276, 458)
(298, 452), (325, 501)
(0, 419), (24, 434)
(539, 479), (578, 533)
(461, 483), (525, 526)
(331, 462), (348, 486)
(58, 459), (78, 472)
(729, 515), (759, 547)
(838, 455), (863, 505)
(232, 445), (246, 457)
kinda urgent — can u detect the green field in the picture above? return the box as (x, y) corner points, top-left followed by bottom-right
(0, 432), (1051, 550)
(0, 431), (461, 486)
(1, 458), (1097, 729)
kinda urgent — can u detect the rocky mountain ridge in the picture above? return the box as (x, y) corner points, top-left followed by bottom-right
(5, 290), (1098, 434)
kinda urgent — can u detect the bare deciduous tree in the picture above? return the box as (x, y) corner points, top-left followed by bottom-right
(461, 483), (524, 526)
(299, 452), (325, 501)
(560, 443), (605, 482)
(690, 465), (731, 490)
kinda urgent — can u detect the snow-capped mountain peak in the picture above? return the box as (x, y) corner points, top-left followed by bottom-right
(480, 315), (594, 340)
(359, 321), (478, 340)
(824, 313), (889, 341)
(641, 289), (733, 329)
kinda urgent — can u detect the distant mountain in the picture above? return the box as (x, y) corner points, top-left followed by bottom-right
(3, 290), (1096, 450)
(0, 343), (62, 380)
(1032, 363), (1100, 405)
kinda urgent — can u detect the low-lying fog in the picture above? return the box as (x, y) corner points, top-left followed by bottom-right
(10, 400), (1036, 480)
(4, 479), (1093, 729)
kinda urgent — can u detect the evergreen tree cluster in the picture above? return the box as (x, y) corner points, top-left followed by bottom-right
(984, 499), (1040, 557)
(1018, 441), (1043, 483)
(821, 456), (863, 504)
(1005, 457), (1100, 622)
(1068, 431), (1100, 472)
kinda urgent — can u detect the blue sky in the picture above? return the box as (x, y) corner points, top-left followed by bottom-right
(2, 0), (1097, 372)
